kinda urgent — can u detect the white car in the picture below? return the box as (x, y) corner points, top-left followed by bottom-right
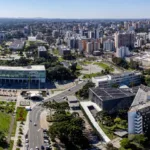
(44, 139), (49, 143)
(25, 139), (29, 143)
(35, 146), (39, 149)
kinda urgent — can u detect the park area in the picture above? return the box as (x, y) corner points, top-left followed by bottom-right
(0, 101), (16, 149)
(16, 107), (28, 121)
(80, 61), (115, 79)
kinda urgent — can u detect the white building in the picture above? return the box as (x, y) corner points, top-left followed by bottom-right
(128, 85), (150, 135)
(78, 40), (83, 52)
(92, 72), (141, 87)
(103, 39), (115, 51)
(116, 46), (130, 58)
(86, 42), (93, 54)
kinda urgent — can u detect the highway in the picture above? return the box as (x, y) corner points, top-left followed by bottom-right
(28, 81), (87, 149)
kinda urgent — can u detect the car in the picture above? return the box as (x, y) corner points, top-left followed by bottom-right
(41, 145), (45, 150)
(43, 135), (48, 139)
(44, 139), (49, 143)
(68, 89), (71, 91)
(35, 146), (39, 149)
(25, 143), (29, 147)
(43, 129), (47, 133)
(63, 97), (66, 99)
(34, 123), (37, 126)
(25, 139), (29, 143)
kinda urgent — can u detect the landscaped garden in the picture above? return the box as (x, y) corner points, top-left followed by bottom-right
(96, 110), (128, 140)
(0, 101), (16, 114)
(16, 107), (28, 121)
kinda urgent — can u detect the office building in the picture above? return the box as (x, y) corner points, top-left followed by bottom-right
(128, 85), (150, 135)
(116, 46), (130, 58)
(0, 65), (46, 83)
(115, 32), (135, 49)
(59, 45), (71, 57)
(92, 72), (141, 87)
(103, 39), (115, 51)
(89, 86), (138, 112)
(38, 46), (47, 58)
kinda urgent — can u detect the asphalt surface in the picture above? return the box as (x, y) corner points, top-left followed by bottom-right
(29, 106), (44, 150)
(44, 81), (87, 102)
(28, 81), (87, 150)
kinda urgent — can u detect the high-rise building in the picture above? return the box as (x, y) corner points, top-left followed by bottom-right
(86, 42), (93, 54)
(115, 32), (135, 49)
(128, 85), (150, 136)
(116, 46), (130, 58)
(52, 30), (59, 38)
(103, 39), (115, 51)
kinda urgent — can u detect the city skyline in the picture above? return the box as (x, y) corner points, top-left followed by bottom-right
(0, 0), (150, 19)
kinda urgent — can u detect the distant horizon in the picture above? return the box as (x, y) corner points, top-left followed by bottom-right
(0, 17), (150, 20)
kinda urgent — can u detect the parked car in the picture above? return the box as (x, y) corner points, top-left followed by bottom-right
(41, 145), (45, 150)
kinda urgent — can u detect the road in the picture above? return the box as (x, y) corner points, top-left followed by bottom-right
(29, 106), (44, 150)
(44, 81), (87, 102)
(28, 81), (87, 149)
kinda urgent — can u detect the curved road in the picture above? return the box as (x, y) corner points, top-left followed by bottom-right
(29, 81), (87, 149)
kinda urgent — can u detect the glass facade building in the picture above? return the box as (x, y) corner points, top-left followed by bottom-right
(0, 65), (46, 83)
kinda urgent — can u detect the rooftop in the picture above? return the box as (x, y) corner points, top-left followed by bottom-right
(129, 85), (150, 112)
(9, 39), (25, 49)
(0, 65), (45, 71)
(67, 95), (78, 102)
(90, 86), (138, 101)
(38, 46), (47, 52)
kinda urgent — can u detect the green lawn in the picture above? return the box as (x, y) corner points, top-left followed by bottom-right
(0, 111), (11, 134)
(16, 107), (28, 121)
(94, 62), (114, 72)
(83, 72), (102, 79)
(80, 61), (92, 65)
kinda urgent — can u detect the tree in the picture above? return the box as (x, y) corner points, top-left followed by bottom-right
(0, 131), (5, 144)
(120, 138), (131, 149)
(106, 143), (118, 150)
(76, 81), (95, 99)
(49, 111), (89, 149)
(17, 139), (22, 147)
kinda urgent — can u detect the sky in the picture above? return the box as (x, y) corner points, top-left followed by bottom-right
(0, 0), (149, 19)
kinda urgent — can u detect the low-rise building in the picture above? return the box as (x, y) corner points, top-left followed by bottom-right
(0, 65), (46, 83)
(9, 39), (26, 50)
(67, 96), (80, 110)
(38, 46), (47, 58)
(89, 86), (138, 112)
(92, 72), (141, 87)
